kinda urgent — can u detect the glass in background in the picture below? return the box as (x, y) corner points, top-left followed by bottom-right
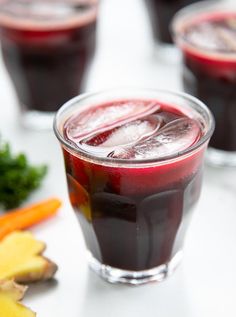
(172, 1), (236, 166)
(0, 0), (98, 130)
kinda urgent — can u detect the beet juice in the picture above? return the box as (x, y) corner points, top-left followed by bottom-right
(0, 0), (98, 129)
(144, 0), (207, 44)
(54, 89), (214, 284)
(172, 2), (236, 166)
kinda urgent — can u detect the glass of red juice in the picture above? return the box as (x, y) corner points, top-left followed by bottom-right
(54, 89), (214, 285)
(0, 0), (98, 130)
(172, 1), (236, 166)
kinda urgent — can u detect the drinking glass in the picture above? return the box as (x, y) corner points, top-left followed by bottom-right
(54, 88), (214, 284)
(0, 0), (98, 130)
(172, 1), (236, 166)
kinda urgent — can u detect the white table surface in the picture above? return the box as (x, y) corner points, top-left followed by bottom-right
(0, 1), (236, 316)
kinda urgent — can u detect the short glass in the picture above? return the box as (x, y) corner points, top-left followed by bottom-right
(172, 1), (236, 167)
(54, 89), (214, 285)
(0, 0), (98, 130)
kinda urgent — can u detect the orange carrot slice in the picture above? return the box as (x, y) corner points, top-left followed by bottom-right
(0, 198), (61, 240)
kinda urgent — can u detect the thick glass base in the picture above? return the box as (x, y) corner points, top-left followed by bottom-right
(20, 109), (55, 131)
(206, 148), (236, 167)
(88, 250), (183, 285)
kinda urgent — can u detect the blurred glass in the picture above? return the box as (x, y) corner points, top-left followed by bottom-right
(172, 1), (236, 166)
(0, 0), (98, 130)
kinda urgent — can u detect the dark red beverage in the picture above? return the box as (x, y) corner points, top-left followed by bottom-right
(0, 0), (97, 120)
(144, 0), (207, 44)
(54, 89), (214, 284)
(173, 3), (236, 157)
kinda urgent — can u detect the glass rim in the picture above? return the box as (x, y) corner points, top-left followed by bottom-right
(171, 0), (236, 61)
(0, 0), (98, 31)
(53, 88), (215, 167)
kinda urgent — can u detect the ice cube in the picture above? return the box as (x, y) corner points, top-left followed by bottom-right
(3, 1), (75, 20)
(155, 111), (182, 124)
(227, 18), (236, 31)
(110, 118), (201, 160)
(108, 147), (135, 160)
(100, 118), (155, 147)
(216, 25), (236, 51)
(80, 115), (162, 157)
(188, 23), (223, 50)
(187, 21), (236, 52)
(65, 100), (160, 142)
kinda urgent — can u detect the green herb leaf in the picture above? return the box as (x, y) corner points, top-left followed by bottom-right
(0, 140), (47, 210)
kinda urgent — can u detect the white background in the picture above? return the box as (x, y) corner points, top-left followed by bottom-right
(0, 0), (236, 316)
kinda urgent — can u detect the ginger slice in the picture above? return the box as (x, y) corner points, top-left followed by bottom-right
(0, 280), (35, 317)
(0, 231), (57, 283)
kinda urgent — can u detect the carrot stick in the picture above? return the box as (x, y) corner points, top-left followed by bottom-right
(0, 198), (62, 240)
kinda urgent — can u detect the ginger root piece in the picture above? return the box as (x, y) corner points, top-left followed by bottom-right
(0, 231), (58, 283)
(0, 280), (35, 317)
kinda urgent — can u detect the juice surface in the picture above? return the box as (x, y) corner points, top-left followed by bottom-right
(64, 99), (202, 160)
(181, 12), (236, 74)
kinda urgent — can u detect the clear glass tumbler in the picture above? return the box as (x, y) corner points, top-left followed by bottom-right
(172, 1), (236, 166)
(0, 0), (98, 130)
(54, 88), (214, 285)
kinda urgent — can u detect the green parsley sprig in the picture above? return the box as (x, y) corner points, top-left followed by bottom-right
(0, 141), (47, 210)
